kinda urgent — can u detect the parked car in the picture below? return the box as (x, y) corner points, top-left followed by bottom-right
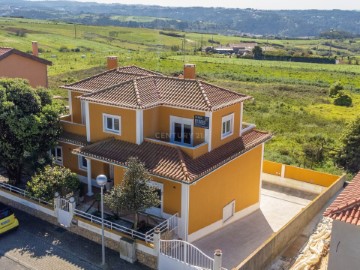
(0, 203), (19, 234)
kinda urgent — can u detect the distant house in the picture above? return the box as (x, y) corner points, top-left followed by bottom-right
(0, 42), (52, 88)
(324, 172), (360, 270)
(211, 42), (258, 55)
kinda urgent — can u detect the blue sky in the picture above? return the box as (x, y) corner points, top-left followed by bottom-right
(74, 0), (360, 10)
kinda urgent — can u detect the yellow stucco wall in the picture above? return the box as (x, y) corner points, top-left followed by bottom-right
(71, 91), (83, 124)
(188, 144), (263, 234)
(263, 160), (282, 176)
(113, 165), (181, 216)
(284, 165), (339, 187)
(59, 142), (86, 177)
(88, 103), (137, 143)
(212, 103), (241, 150)
(0, 54), (48, 88)
(143, 107), (160, 139)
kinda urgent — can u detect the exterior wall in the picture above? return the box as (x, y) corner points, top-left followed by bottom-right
(60, 142), (86, 177)
(113, 165), (181, 216)
(212, 103), (241, 150)
(0, 54), (48, 88)
(90, 160), (109, 179)
(71, 91), (83, 124)
(328, 220), (360, 270)
(143, 107), (160, 139)
(60, 118), (86, 136)
(188, 144), (262, 235)
(88, 103), (137, 143)
(263, 160), (282, 176)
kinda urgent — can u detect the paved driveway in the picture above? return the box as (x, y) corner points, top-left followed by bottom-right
(0, 208), (148, 270)
(193, 185), (316, 269)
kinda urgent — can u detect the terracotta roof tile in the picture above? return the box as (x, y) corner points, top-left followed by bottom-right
(0, 47), (52, 65)
(80, 76), (251, 111)
(324, 172), (360, 226)
(73, 130), (271, 183)
(59, 132), (88, 146)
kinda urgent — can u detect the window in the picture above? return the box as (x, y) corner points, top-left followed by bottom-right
(78, 156), (88, 171)
(103, 114), (121, 134)
(221, 113), (234, 139)
(170, 116), (193, 146)
(51, 146), (63, 165)
(146, 181), (163, 217)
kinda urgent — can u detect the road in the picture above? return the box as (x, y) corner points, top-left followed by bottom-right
(0, 208), (149, 270)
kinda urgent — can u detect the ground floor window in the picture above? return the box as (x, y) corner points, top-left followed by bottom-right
(51, 146), (63, 165)
(78, 155), (88, 171)
(145, 181), (163, 217)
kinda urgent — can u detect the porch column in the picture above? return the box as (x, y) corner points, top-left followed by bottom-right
(86, 158), (93, 196)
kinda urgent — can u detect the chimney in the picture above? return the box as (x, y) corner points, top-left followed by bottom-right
(184, 64), (196, 79)
(107, 56), (118, 70)
(32, 41), (38, 57)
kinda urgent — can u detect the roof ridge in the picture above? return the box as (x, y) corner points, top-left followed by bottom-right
(175, 148), (191, 182)
(62, 68), (117, 89)
(327, 201), (360, 216)
(118, 65), (164, 76)
(198, 81), (212, 110)
(133, 79), (142, 108)
(80, 79), (135, 98)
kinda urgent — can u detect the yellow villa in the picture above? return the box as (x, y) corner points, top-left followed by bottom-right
(57, 58), (271, 242)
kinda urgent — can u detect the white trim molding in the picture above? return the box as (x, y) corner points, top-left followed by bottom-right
(180, 183), (190, 241)
(85, 158), (93, 196)
(221, 113), (234, 140)
(240, 102), (243, 136)
(188, 202), (259, 242)
(68, 90), (73, 122)
(85, 101), (91, 142)
(205, 111), (212, 152)
(259, 143), (264, 203)
(136, 109), (144, 145)
(78, 155), (88, 171)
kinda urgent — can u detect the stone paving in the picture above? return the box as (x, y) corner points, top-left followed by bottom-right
(0, 208), (149, 270)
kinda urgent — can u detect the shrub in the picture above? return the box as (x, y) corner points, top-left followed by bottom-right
(329, 81), (344, 97)
(334, 93), (352, 107)
(27, 165), (80, 201)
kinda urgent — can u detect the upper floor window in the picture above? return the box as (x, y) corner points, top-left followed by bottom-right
(103, 114), (121, 135)
(221, 113), (234, 140)
(51, 146), (63, 165)
(170, 116), (193, 146)
(78, 155), (88, 171)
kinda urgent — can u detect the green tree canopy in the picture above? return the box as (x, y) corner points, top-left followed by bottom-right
(0, 79), (62, 185)
(329, 81), (344, 97)
(104, 157), (160, 230)
(27, 165), (80, 202)
(336, 118), (360, 174)
(252, 45), (264, 60)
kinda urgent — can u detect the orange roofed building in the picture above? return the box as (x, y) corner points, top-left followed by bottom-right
(57, 59), (271, 242)
(0, 42), (52, 88)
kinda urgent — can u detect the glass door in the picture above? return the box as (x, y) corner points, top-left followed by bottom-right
(170, 116), (193, 146)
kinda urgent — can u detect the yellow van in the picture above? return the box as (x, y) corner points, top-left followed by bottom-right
(0, 203), (19, 234)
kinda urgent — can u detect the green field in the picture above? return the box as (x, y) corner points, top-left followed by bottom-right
(1, 17), (359, 175)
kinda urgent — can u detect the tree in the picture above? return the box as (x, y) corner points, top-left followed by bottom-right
(0, 79), (62, 185)
(336, 118), (360, 174)
(334, 93), (352, 107)
(302, 135), (331, 168)
(27, 165), (80, 202)
(252, 45), (263, 60)
(104, 157), (160, 230)
(329, 81), (343, 97)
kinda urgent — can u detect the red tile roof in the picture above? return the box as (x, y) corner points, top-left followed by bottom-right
(80, 76), (251, 111)
(73, 130), (271, 183)
(0, 47), (52, 65)
(324, 172), (360, 226)
(58, 132), (88, 146)
(62, 66), (163, 93)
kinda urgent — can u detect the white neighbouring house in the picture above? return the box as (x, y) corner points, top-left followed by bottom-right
(324, 171), (360, 270)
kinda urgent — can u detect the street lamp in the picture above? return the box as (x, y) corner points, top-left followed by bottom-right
(96, 174), (107, 266)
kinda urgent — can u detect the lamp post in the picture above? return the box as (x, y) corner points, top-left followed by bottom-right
(96, 174), (107, 266)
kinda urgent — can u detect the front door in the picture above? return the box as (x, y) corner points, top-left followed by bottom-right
(170, 116), (193, 146)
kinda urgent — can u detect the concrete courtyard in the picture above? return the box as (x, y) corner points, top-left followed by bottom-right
(194, 182), (319, 269)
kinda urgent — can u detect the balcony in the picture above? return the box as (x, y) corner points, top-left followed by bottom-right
(145, 137), (208, 159)
(241, 122), (256, 135)
(60, 115), (86, 136)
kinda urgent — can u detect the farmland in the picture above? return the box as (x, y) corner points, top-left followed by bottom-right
(1, 17), (360, 174)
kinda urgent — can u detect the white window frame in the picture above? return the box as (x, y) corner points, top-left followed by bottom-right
(81, 100), (86, 125)
(103, 113), (121, 135)
(146, 181), (164, 217)
(170, 116), (194, 146)
(52, 146), (63, 165)
(221, 113), (234, 140)
(223, 200), (235, 222)
(78, 155), (88, 171)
